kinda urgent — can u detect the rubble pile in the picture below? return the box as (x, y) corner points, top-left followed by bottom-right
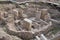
(0, 1), (60, 40)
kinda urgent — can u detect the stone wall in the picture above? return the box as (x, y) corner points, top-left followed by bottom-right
(10, 0), (60, 4)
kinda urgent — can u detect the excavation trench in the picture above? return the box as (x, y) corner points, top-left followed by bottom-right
(0, 1), (60, 40)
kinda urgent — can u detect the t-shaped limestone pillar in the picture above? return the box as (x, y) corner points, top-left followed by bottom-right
(7, 15), (17, 31)
(41, 9), (50, 22)
(18, 9), (27, 19)
(36, 11), (41, 20)
(23, 18), (32, 31)
(13, 9), (19, 20)
(7, 15), (14, 23)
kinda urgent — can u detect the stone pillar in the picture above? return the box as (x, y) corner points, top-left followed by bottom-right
(6, 13), (17, 31)
(23, 18), (32, 31)
(0, 11), (6, 25)
(18, 9), (27, 19)
(41, 9), (48, 20)
(41, 9), (50, 22)
(18, 9), (24, 18)
(0, 12), (2, 20)
(3, 12), (8, 18)
(36, 11), (41, 20)
(13, 9), (19, 20)
(7, 16), (14, 23)
(0, 11), (5, 19)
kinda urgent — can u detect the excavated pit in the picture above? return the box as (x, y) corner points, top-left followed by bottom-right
(0, 1), (60, 40)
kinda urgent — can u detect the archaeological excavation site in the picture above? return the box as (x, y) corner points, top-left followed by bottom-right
(0, 0), (60, 40)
